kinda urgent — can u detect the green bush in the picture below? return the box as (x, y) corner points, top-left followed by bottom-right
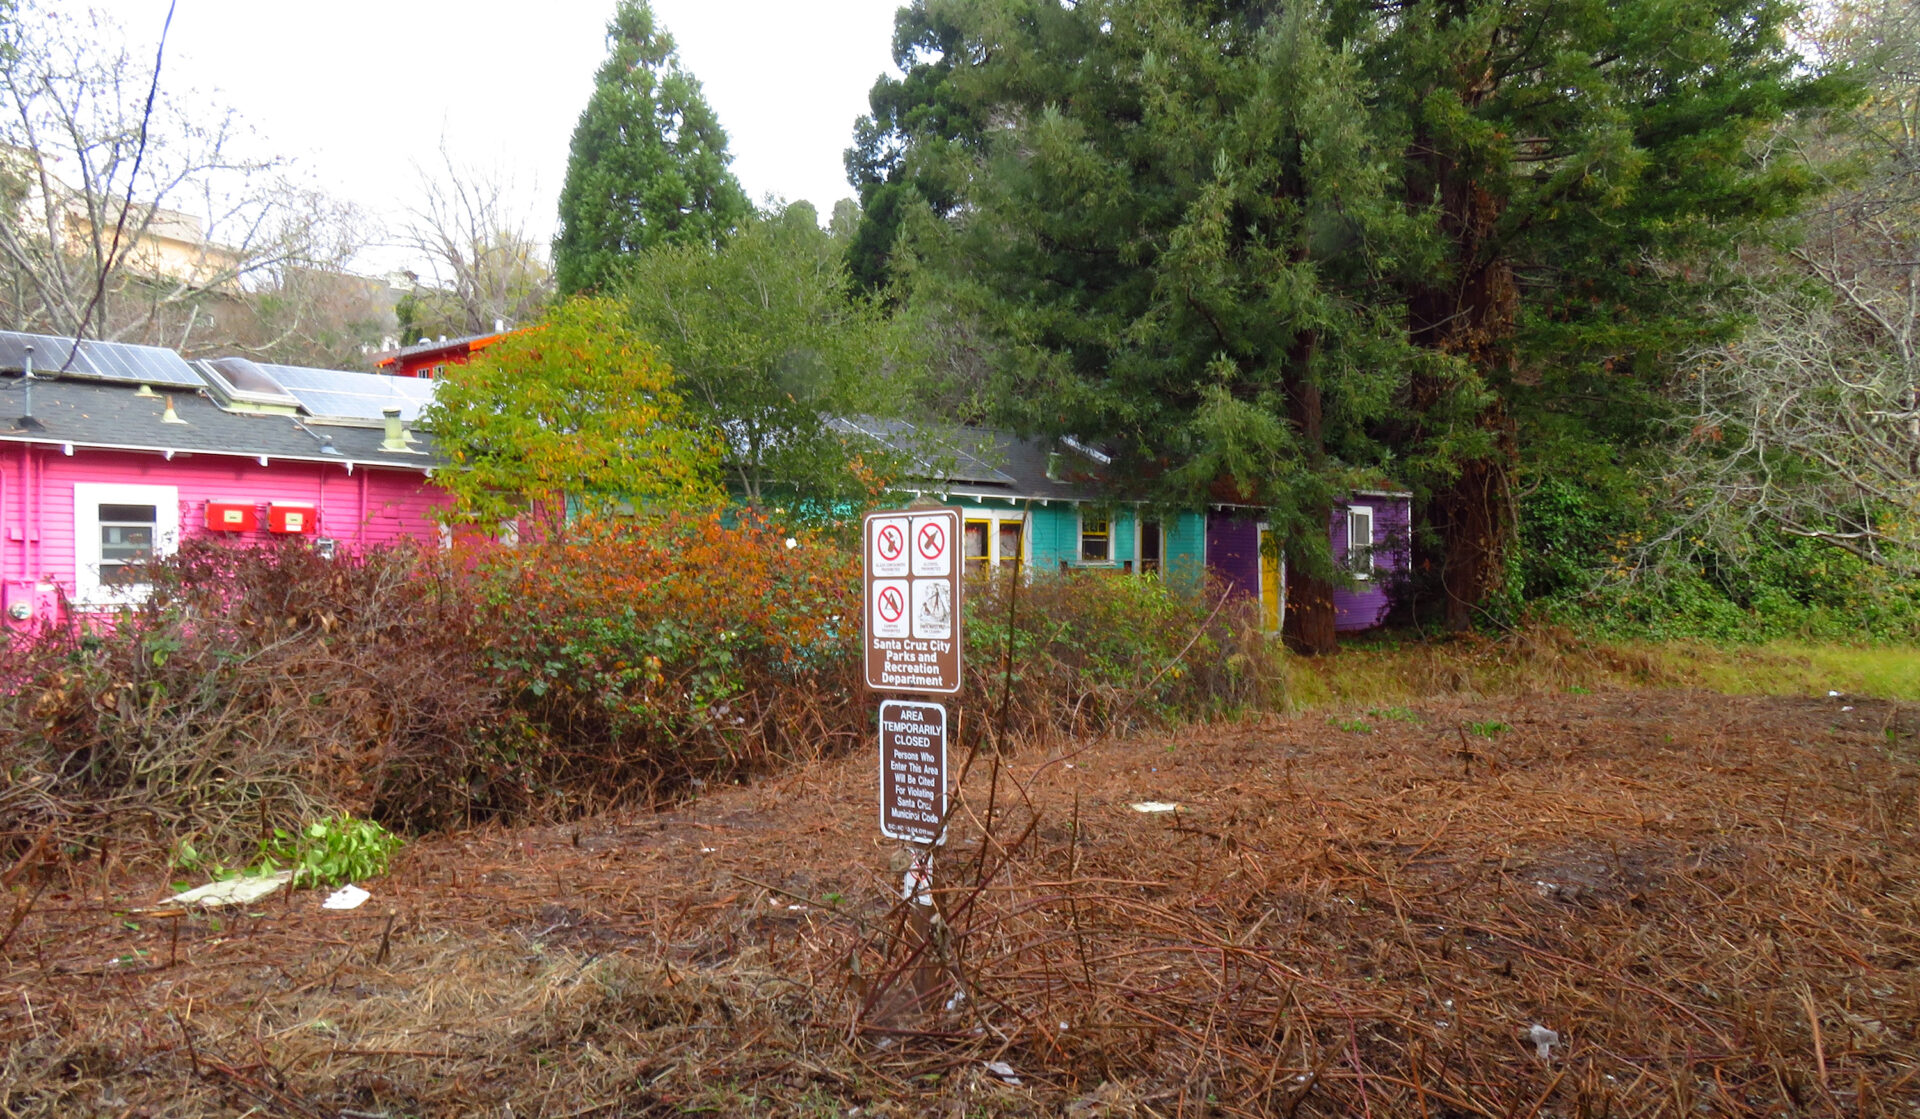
(963, 568), (1284, 742)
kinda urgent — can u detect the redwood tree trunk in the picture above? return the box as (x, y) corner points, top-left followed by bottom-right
(1283, 568), (1340, 655)
(1406, 119), (1520, 631)
(1283, 339), (1339, 655)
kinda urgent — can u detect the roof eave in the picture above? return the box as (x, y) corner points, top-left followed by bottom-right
(0, 431), (438, 472)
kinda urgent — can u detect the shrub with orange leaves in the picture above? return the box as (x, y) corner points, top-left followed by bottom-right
(473, 512), (862, 802)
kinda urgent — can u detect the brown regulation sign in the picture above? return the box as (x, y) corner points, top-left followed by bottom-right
(878, 699), (948, 845)
(863, 507), (963, 695)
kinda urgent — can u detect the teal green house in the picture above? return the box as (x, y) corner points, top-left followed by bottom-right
(837, 419), (1413, 636)
(838, 419), (1208, 582)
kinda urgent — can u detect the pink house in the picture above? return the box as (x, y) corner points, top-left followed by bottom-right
(1, 333), (448, 630)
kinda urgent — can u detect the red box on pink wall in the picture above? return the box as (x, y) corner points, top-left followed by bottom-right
(205, 500), (257, 532)
(268, 502), (317, 534)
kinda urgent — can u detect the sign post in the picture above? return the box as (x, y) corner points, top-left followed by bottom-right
(863, 506), (963, 1010)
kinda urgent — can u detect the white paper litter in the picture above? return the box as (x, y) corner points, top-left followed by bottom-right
(1529, 1023), (1561, 1060)
(162, 870), (293, 908)
(1829, 690), (1844, 697)
(983, 1060), (1022, 1086)
(322, 884), (370, 910)
(1131, 801), (1180, 813)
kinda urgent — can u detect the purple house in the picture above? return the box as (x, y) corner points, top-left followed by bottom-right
(1203, 491), (1412, 634)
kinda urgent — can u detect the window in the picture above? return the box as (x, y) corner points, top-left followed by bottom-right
(98, 505), (157, 584)
(1079, 511), (1110, 563)
(73, 483), (179, 607)
(963, 520), (991, 572)
(997, 522), (1024, 570)
(1139, 519), (1162, 574)
(1346, 505), (1374, 578)
(432, 363), (447, 377)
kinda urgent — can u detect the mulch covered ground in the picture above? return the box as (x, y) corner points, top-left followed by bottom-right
(3, 689), (1918, 1117)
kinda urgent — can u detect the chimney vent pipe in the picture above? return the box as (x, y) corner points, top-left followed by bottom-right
(380, 407), (412, 452)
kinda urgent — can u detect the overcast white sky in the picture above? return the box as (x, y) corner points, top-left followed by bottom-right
(65, 0), (908, 273)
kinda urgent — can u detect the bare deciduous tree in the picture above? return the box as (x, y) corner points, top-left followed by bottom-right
(1661, 0), (1920, 574)
(395, 145), (551, 339)
(0, 2), (369, 355)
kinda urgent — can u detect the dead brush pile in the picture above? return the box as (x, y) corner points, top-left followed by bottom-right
(0, 538), (505, 864)
(0, 516), (1276, 870)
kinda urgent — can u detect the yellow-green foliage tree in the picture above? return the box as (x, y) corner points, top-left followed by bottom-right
(421, 297), (722, 527)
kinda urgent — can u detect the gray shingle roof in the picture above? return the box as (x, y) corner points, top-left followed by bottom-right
(832, 416), (1111, 501)
(0, 376), (440, 470)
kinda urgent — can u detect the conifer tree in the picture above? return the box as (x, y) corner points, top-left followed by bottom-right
(553, 0), (750, 296)
(868, 0), (1421, 651)
(858, 0), (1853, 633)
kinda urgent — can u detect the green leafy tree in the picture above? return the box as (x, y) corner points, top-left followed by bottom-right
(421, 297), (723, 526)
(553, 0), (750, 296)
(626, 202), (911, 508)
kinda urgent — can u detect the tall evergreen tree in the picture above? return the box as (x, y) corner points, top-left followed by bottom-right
(859, 0), (1853, 633)
(1337, 0), (1850, 628)
(553, 0), (750, 296)
(874, 0), (1421, 651)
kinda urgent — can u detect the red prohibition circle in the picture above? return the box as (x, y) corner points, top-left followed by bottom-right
(877, 524), (904, 561)
(877, 586), (905, 623)
(917, 521), (946, 560)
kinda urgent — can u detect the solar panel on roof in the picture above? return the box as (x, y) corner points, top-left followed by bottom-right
(257, 363), (436, 422)
(69, 339), (202, 387)
(0, 331), (79, 373)
(833, 416), (1018, 485)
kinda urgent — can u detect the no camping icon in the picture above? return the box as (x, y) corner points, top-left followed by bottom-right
(872, 579), (909, 638)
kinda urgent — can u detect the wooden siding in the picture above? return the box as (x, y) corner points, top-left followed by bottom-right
(1202, 495), (1413, 633)
(1205, 512), (1261, 598)
(1328, 494), (1410, 632)
(2, 443), (446, 628)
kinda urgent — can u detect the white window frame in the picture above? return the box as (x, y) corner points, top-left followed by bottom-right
(960, 511), (1030, 572)
(1346, 505), (1374, 580)
(73, 482), (180, 608)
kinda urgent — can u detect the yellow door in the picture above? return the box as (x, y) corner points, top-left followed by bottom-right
(1257, 523), (1284, 633)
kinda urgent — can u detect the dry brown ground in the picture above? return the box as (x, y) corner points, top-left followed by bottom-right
(3, 690), (1919, 1118)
